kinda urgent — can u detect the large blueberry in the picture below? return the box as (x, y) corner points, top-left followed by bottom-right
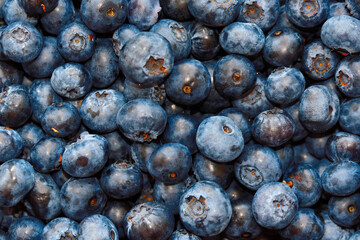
(78, 214), (118, 240)
(0, 127), (23, 163)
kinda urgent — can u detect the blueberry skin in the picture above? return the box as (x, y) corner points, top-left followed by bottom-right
(85, 39), (119, 88)
(102, 200), (131, 239)
(328, 2), (348, 18)
(60, 177), (107, 222)
(280, 208), (324, 240)
(265, 68), (305, 107)
(100, 162), (143, 200)
(25, 172), (61, 220)
(220, 22), (265, 56)
(62, 133), (108, 178)
(159, 0), (192, 21)
(147, 143), (192, 184)
(1, 21), (43, 63)
(299, 85), (340, 133)
(165, 59), (211, 106)
(293, 143), (319, 166)
(187, 0), (240, 27)
(130, 141), (159, 172)
(29, 79), (63, 124)
(0, 127), (23, 163)
(41, 217), (79, 240)
(80, 89), (126, 133)
(237, 0), (280, 31)
(41, 102), (81, 138)
(8, 217), (44, 240)
(24, 37), (65, 79)
(283, 164), (322, 207)
(40, 0), (75, 35)
(214, 55), (256, 99)
(169, 229), (201, 240)
(345, 0), (360, 19)
(3, 0), (38, 25)
(321, 210), (354, 240)
(17, 123), (44, 150)
(150, 19), (191, 61)
(153, 180), (187, 214)
(335, 55), (360, 98)
(264, 28), (304, 67)
(19, 0), (58, 14)
(252, 182), (299, 230)
(50, 63), (92, 99)
(119, 32), (174, 87)
(285, 102), (309, 142)
(0, 159), (35, 207)
(161, 114), (199, 154)
(127, 0), (161, 30)
(193, 153), (234, 189)
(0, 61), (24, 89)
(179, 181), (232, 237)
(340, 98), (360, 135)
(80, 0), (126, 33)
(302, 41), (341, 81)
(112, 24), (140, 57)
(218, 108), (251, 143)
(77, 214), (118, 240)
(235, 144), (282, 191)
(198, 60), (231, 113)
(30, 137), (65, 173)
(103, 131), (130, 164)
(328, 193), (360, 227)
(276, 144), (294, 173)
(325, 132), (360, 163)
(189, 22), (221, 61)
(0, 85), (32, 128)
(51, 168), (71, 189)
(123, 79), (166, 105)
(224, 195), (262, 240)
(322, 161), (360, 196)
(305, 131), (332, 159)
(252, 108), (295, 147)
(116, 99), (167, 142)
(286, 0), (329, 28)
(232, 74), (273, 118)
(57, 22), (95, 62)
(196, 116), (244, 162)
(321, 15), (360, 55)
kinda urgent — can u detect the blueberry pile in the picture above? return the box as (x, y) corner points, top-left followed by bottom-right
(0, 0), (360, 239)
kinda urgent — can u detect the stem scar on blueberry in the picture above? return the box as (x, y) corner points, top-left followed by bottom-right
(51, 128), (59, 133)
(183, 85), (192, 94)
(348, 205), (356, 213)
(223, 126), (232, 133)
(40, 3), (45, 12)
(107, 8), (115, 16)
(242, 233), (252, 238)
(59, 154), (62, 163)
(170, 172), (176, 178)
(145, 56), (168, 75)
(282, 180), (293, 188)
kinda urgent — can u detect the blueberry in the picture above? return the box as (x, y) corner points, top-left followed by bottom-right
(147, 143), (192, 184)
(252, 182), (299, 230)
(80, 0), (126, 33)
(116, 99), (167, 142)
(62, 132), (108, 177)
(159, 0), (192, 21)
(165, 59), (211, 106)
(321, 210), (354, 240)
(282, 164), (322, 207)
(0, 61), (24, 89)
(153, 180), (188, 214)
(169, 229), (201, 240)
(51, 168), (71, 188)
(40, 0), (75, 35)
(100, 161), (143, 200)
(0, 126), (23, 162)
(60, 177), (107, 221)
(293, 143), (319, 166)
(19, 0), (58, 14)
(220, 22), (265, 56)
(325, 132), (360, 163)
(345, 0), (360, 18)
(0, 159), (35, 207)
(339, 98), (360, 135)
(102, 200), (131, 239)
(3, 0), (38, 25)
(1, 21), (43, 63)
(112, 24), (140, 57)
(17, 123), (44, 150)
(334, 55), (360, 98)
(280, 208), (324, 240)
(275, 144), (294, 173)
(123, 79), (166, 105)
(284, 102), (309, 142)
(214, 54), (256, 99)
(130, 141), (160, 172)
(218, 108), (251, 143)
(41, 102), (81, 138)
(321, 15), (360, 55)
(124, 202), (175, 240)
(179, 181), (232, 237)
(102, 131), (130, 164)
(41, 217), (78, 240)
(299, 85), (340, 133)
(50, 63), (92, 99)
(196, 116), (244, 162)
(187, 0), (241, 27)
(119, 32), (174, 87)
(8, 216), (44, 240)
(80, 89), (126, 133)
(328, 193), (360, 228)
(57, 22), (96, 62)
(127, 0), (162, 31)
(305, 131), (333, 159)
(322, 160), (360, 196)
